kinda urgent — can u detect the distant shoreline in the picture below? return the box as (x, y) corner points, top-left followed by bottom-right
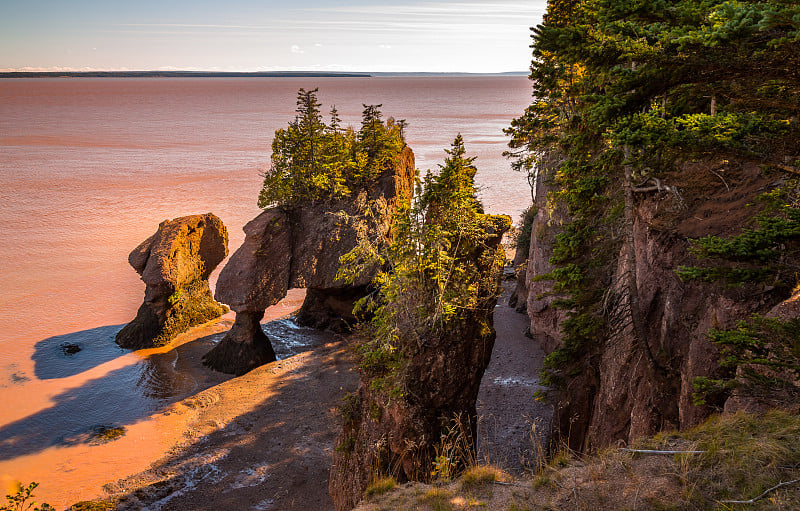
(0, 70), (528, 79)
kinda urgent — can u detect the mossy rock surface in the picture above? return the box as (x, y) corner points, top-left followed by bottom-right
(116, 279), (227, 349)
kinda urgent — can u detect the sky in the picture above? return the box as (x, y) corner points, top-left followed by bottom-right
(0, 0), (547, 73)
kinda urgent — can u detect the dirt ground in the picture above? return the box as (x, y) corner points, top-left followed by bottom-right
(476, 280), (551, 473)
(91, 277), (547, 510)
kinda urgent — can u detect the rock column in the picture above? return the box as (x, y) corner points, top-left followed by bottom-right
(116, 213), (228, 349)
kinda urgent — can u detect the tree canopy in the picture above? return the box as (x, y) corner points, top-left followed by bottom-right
(339, 135), (508, 388)
(506, 0), (800, 387)
(258, 88), (405, 208)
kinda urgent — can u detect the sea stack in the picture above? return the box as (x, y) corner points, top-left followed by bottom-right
(115, 213), (229, 350)
(202, 209), (292, 375)
(204, 146), (416, 375)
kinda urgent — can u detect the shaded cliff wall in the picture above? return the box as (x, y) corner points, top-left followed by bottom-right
(524, 161), (797, 450)
(329, 214), (511, 511)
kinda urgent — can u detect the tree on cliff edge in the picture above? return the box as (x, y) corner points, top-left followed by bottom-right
(330, 137), (511, 510)
(505, 0), (800, 449)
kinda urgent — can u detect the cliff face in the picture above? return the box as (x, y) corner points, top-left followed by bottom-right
(329, 214), (511, 511)
(524, 161), (797, 450)
(116, 213), (229, 349)
(203, 146), (415, 375)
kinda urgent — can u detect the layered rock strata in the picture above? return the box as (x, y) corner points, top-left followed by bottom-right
(203, 146), (415, 375)
(116, 213), (229, 350)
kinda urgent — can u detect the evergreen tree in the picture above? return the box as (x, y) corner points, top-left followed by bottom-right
(505, 0), (800, 392)
(422, 134), (483, 223)
(258, 89), (405, 207)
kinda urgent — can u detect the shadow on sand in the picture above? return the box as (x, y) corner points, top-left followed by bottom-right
(0, 331), (231, 462)
(32, 325), (128, 379)
(108, 338), (357, 511)
(1, 318), (331, 464)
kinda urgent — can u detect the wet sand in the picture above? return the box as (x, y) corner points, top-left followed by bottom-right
(105, 335), (357, 511)
(477, 280), (552, 472)
(0, 290), (309, 509)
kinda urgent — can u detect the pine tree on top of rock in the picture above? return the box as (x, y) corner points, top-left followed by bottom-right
(258, 88), (404, 208)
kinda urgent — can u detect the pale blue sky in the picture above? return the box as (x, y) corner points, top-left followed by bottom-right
(0, 1), (546, 72)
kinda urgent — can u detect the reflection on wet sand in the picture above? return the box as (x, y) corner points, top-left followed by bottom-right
(0, 289), (309, 508)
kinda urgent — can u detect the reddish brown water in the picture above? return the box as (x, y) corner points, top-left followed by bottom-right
(0, 76), (532, 506)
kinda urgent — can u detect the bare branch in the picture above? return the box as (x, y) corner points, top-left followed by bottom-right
(622, 448), (705, 455)
(719, 479), (799, 504)
(775, 163), (800, 176)
(709, 168), (730, 191)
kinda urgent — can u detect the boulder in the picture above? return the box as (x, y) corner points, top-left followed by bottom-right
(214, 209), (292, 312)
(116, 213), (228, 349)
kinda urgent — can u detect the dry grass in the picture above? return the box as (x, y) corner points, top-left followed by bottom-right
(364, 476), (397, 497)
(460, 465), (511, 488)
(355, 410), (800, 511)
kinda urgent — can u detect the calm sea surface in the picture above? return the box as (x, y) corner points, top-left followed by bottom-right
(0, 76), (531, 502)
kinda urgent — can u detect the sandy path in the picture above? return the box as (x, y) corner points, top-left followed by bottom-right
(476, 279), (552, 473)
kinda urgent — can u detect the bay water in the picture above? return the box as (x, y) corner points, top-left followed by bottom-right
(0, 76), (532, 504)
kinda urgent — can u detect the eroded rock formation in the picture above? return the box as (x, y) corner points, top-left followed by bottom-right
(116, 213), (229, 350)
(328, 214), (511, 511)
(203, 146), (415, 375)
(201, 209), (291, 374)
(523, 161), (799, 451)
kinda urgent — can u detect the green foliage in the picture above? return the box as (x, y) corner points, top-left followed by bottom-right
(505, 0), (800, 390)
(156, 279), (227, 347)
(693, 314), (800, 407)
(258, 88), (404, 207)
(1, 482), (54, 511)
(514, 205), (538, 259)
(339, 135), (508, 396)
(336, 434), (357, 454)
(679, 179), (800, 286)
(339, 392), (361, 425)
(364, 476), (397, 497)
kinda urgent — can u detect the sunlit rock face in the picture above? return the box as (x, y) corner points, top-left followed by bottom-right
(203, 146), (416, 375)
(116, 213), (229, 350)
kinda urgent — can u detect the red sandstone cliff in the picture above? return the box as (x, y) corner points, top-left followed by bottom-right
(518, 160), (799, 450)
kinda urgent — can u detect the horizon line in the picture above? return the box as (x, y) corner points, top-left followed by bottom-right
(0, 70), (530, 78)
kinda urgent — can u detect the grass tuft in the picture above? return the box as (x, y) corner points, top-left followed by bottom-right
(364, 476), (397, 497)
(460, 465), (510, 492)
(418, 488), (454, 511)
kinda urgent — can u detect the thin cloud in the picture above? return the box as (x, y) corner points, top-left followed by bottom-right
(308, 1), (545, 17)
